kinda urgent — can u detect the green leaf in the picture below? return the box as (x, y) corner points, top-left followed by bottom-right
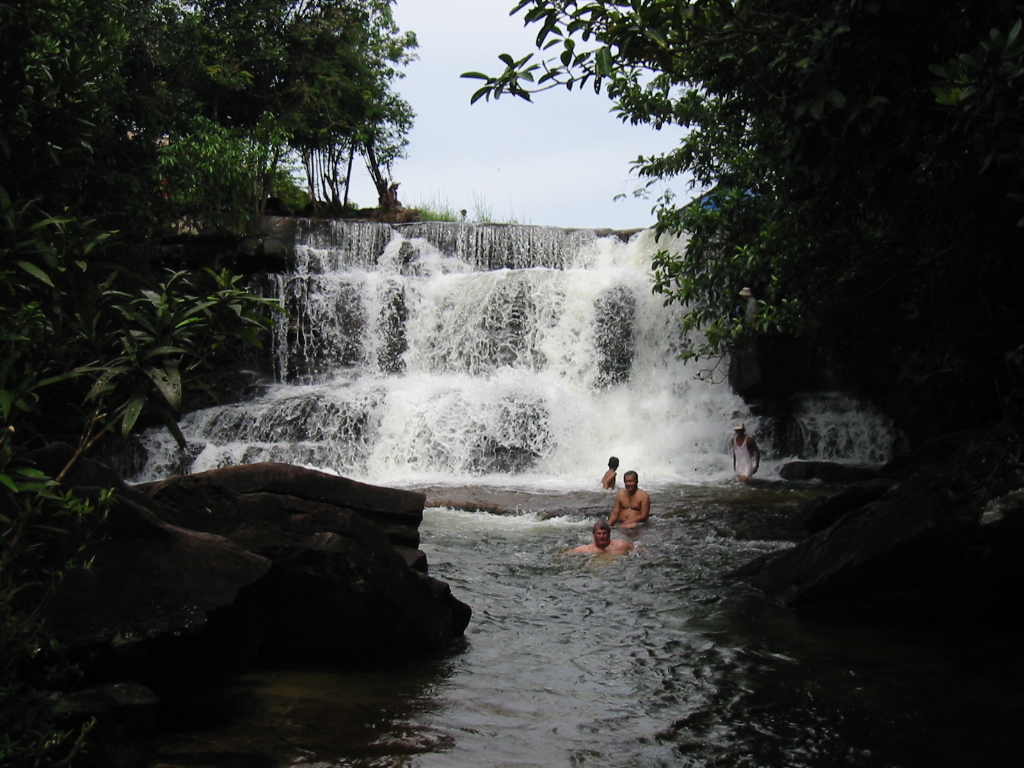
(16, 261), (54, 287)
(122, 396), (146, 435)
(141, 345), (189, 359)
(824, 89), (847, 108)
(16, 468), (50, 479)
(644, 28), (667, 48)
(161, 411), (188, 450)
(145, 364), (182, 410)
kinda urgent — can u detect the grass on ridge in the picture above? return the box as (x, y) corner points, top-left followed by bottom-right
(408, 191), (527, 225)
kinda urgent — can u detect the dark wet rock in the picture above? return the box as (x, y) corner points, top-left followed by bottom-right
(878, 427), (989, 479)
(34, 450), (469, 696)
(56, 683), (160, 768)
(137, 462), (425, 549)
(778, 460), (879, 483)
(729, 422), (1024, 624)
(800, 478), (896, 533)
(42, 479), (271, 661)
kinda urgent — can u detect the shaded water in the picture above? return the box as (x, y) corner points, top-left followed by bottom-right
(155, 483), (1024, 768)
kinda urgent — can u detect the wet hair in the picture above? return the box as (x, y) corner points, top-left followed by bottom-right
(623, 470), (638, 481)
(593, 521), (611, 534)
(607, 456), (619, 469)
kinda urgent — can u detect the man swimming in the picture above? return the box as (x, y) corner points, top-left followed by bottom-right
(608, 470), (650, 529)
(567, 521), (634, 554)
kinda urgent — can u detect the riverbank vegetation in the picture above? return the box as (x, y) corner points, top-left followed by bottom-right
(1, 1), (416, 763)
(468, 0), (1024, 439)
(411, 191), (528, 224)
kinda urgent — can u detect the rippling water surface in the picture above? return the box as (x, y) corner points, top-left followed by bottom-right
(156, 483), (1024, 768)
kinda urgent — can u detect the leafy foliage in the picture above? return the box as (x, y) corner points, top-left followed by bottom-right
(2, 5), (416, 759)
(0, 196), (279, 765)
(0, 1), (365, 760)
(157, 116), (291, 233)
(469, 0), (1024, 433)
(1, 184), (280, 762)
(0, 435), (109, 768)
(2, 0), (417, 243)
(151, 0), (418, 220)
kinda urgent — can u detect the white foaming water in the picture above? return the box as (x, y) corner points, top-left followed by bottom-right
(130, 222), (892, 488)
(424, 506), (587, 533)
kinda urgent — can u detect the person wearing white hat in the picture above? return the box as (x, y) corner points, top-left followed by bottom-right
(732, 422), (761, 483)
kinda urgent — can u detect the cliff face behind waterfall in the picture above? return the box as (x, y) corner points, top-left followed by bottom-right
(131, 219), (900, 487)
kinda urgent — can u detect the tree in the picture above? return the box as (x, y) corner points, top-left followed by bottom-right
(155, 0), (417, 218)
(282, 0), (416, 214)
(467, 0), (1024, 435)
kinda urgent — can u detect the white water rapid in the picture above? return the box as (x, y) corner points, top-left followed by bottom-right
(130, 221), (898, 488)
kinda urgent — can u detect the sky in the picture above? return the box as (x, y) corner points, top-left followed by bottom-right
(346, 0), (693, 230)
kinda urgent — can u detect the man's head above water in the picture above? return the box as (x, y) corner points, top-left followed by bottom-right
(592, 520), (612, 548)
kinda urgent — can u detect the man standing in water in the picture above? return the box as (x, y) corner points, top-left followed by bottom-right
(568, 521), (634, 554)
(608, 470), (650, 528)
(732, 422), (761, 483)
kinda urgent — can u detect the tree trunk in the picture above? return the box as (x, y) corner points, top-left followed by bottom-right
(364, 141), (398, 212)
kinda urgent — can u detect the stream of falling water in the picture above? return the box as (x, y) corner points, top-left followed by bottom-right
(130, 221), (898, 487)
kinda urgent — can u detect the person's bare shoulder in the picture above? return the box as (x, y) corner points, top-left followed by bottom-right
(567, 544), (596, 554)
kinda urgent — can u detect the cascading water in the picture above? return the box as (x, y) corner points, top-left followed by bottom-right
(783, 391), (902, 464)
(130, 220), (896, 487)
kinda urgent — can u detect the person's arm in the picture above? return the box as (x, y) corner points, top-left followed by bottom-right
(636, 492), (651, 523)
(751, 438), (761, 473)
(608, 493), (623, 526)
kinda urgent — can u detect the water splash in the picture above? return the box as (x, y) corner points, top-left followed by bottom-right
(131, 222), (893, 487)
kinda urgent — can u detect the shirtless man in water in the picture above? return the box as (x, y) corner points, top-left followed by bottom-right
(567, 521), (634, 555)
(608, 470), (650, 529)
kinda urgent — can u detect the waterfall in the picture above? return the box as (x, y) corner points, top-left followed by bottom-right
(781, 392), (902, 465)
(130, 221), (897, 487)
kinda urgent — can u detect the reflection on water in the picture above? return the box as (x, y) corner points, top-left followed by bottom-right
(155, 484), (1024, 768)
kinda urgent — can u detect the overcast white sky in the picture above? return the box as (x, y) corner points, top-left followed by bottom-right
(347, 0), (693, 230)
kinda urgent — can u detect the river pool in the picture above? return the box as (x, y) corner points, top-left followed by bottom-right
(153, 482), (1023, 768)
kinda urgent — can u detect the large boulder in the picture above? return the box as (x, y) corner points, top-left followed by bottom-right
(32, 445), (271, 681)
(799, 477), (895, 533)
(728, 421), (1024, 623)
(136, 462), (425, 549)
(33, 450), (470, 693)
(136, 463), (471, 663)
